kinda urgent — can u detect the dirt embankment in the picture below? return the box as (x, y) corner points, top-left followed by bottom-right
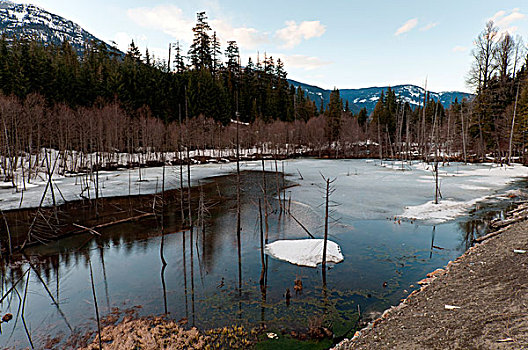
(334, 220), (528, 350)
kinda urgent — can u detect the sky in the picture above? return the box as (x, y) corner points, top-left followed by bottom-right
(16, 0), (528, 93)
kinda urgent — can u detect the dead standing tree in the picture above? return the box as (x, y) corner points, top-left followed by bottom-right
(235, 111), (242, 295)
(321, 175), (336, 286)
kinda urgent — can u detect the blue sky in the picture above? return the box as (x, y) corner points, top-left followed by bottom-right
(21, 0), (528, 93)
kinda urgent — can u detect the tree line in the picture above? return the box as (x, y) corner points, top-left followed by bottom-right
(339, 20), (528, 164)
(2, 15), (528, 188)
(0, 11), (318, 125)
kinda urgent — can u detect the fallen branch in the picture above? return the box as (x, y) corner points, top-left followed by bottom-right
(289, 212), (315, 239)
(474, 226), (510, 243)
(490, 215), (528, 229)
(2, 213), (155, 255)
(72, 212), (155, 234)
(72, 223), (101, 236)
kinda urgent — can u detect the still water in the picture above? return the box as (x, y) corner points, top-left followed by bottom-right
(0, 159), (525, 348)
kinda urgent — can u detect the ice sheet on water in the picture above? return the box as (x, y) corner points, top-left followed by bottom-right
(264, 239), (344, 267)
(282, 159), (528, 224)
(1, 158), (526, 225)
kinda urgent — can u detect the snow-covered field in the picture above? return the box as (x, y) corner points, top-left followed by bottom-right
(1, 158), (526, 225)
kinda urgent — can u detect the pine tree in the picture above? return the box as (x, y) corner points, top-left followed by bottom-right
(326, 88), (342, 143)
(125, 40), (142, 62)
(225, 41), (240, 74)
(211, 31), (222, 76)
(188, 11), (213, 70)
(357, 107), (368, 128)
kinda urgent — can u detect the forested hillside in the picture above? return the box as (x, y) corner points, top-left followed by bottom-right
(0, 11), (317, 124)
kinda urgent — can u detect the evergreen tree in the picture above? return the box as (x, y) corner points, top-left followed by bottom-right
(357, 107), (368, 128)
(173, 41), (186, 73)
(211, 31), (222, 76)
(125, 40), (142, 62)
(225, 41), (240, 74)
(326, 88), (342, 143)
(188, 12), (213, 70)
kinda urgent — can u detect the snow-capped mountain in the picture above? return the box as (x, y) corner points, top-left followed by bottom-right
(289, 79), (474, 114)
(0, 0), (115, 53)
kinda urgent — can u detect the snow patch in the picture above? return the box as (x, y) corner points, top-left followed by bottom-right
(399, 197), (486, 224)
(459, 184), (491, 191)
(265, 239), (344, 267)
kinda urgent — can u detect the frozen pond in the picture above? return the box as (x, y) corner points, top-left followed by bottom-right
(0, 159), (526, 348)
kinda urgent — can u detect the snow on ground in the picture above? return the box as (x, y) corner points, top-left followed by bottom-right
(394, 162), (528, 223)
(0, 161), (269, 211)
(264, 239), (344, 267)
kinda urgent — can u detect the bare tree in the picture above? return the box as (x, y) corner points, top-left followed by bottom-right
(467, 21), (499, 92)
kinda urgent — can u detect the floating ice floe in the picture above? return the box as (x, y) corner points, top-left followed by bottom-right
(399, 197), (486, 224)
(264, 239), (344, 267)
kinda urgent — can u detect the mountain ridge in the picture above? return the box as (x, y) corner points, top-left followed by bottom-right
(0, 0), (117, 54)
(288, 79), (474, 114)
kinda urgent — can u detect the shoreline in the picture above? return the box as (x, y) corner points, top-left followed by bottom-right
(333, 206), (528, 349)
(1, 156), (524, 213)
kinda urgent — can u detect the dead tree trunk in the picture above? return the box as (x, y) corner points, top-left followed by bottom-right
(236, 111), (242, 293)
(321, 176), (335, 283)
(461, 105), (467, 164)
(259, 198), (265, 286)
(508, 83), (520, 165)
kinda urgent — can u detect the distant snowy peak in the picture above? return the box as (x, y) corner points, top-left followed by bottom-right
(288, 79), (474, 114)
(0, 0), (114, 53)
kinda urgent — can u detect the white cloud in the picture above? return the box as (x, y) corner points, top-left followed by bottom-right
(490, 8), (525, 35)
(420, 22), (438, 31)
(277, 54), (331, 70)
(113, 32), (133, 52)
(395, 18), (418, 36)
(113, 32), (149, 53)
(491, 10), (506, 22)
(127, 5), (326, 54)
(127, 5), (194, 43)
(275, 20), (326, 48)
(210, 19), (269, 49)
(452, 45), (467, 53)
(127, 5), (269, 50)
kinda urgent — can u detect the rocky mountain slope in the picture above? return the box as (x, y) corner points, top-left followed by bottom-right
(0, 0), (115, 54)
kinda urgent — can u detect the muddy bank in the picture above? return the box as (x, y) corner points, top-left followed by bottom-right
(334, 219), (528, 349)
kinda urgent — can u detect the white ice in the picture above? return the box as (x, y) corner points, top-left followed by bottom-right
(264, 239), (344, 267)
(1, 158), (527, 225)
(281, 159), (528, 224)
(399, 198), (485, 225)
